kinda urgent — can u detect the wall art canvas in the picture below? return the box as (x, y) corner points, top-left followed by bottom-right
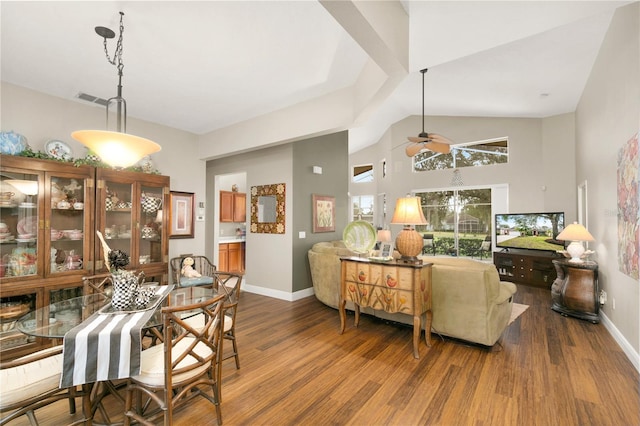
(312, 194), (335, 233)
(617, 132), (639, 279)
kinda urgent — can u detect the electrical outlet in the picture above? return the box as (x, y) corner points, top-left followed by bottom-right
(599, 290), (607, 305)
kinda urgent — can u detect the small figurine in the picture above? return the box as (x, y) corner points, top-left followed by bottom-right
(181, 257), (201, 278)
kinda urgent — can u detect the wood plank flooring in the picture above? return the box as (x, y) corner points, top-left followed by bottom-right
(11, 284), (639, 425)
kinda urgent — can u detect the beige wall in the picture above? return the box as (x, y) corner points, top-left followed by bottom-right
(0, 82), (207, 263)
(575, 1), (639, 363)
(350, 114), (577, 231)
(206, 144), (294, 297)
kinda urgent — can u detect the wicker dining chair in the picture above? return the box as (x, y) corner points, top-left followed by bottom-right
(214, 271), (243, 371)
(169, 255), (216, 287)
(123, 294), (225, 426)
(0, 345), (85, 426)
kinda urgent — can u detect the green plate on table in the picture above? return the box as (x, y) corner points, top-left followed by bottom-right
(343, 220), (376, 254)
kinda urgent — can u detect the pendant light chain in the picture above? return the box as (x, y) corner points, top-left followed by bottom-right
(102, 11), (125, 75)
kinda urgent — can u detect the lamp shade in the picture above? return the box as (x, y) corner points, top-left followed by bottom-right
(557, 222), (594, 242)
(72, 130), (161, 169)
(377, 229), (392, 242)
(390, 196), (427, 225)
(391, 196), (427, 262)
(557, 222), (594, 263)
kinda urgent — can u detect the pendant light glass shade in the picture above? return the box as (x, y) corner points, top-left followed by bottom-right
(72, 12), (161, 169)
(72, 130), (161, 169)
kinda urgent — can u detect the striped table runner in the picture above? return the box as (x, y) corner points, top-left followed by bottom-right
(60, 285), (172, 388)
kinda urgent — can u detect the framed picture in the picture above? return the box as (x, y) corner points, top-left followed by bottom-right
(380, 241), (394, 258)
(169, 191), (195, 239)
(312, 194), (335, 233)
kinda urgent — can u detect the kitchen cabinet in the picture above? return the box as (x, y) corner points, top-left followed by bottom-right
(220, 191), (246, 223)
(219, 242), (244, 273)
(0, 155), (169, 359)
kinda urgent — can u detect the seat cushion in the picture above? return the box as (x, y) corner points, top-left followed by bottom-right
(179, 276), (215, 287)
(181, 313), (233, 333)
(0, 346), (64, 408)
(133, 337), (214, 387)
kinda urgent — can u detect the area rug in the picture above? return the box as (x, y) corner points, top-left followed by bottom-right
(509, 303), (529, 325)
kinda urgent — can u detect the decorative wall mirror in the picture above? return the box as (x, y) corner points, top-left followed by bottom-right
(250, 183), (285, 234)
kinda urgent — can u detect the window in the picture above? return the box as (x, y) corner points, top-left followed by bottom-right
(415, 188), (492, 257)
(413, 138), (508, 172)
(352, 164), (373, 182)
(352, 195), (374, 223)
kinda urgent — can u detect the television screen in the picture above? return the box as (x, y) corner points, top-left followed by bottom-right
(495, 212), (565, 252)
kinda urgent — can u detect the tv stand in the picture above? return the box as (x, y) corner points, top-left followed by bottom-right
(493, 249), (557, 288)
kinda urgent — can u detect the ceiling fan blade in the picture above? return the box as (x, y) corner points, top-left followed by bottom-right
(408, 136), (428, 143)
(427, 133), (454, 145)
(424, 141), (451, 154)
(405, 143), (425, 157)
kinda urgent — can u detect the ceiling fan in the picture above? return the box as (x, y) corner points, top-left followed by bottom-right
(405, 68), (454, 157)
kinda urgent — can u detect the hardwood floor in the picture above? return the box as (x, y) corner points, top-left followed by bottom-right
(11, 284), (640, 425)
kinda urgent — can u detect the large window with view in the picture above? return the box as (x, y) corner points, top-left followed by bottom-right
(352, 195), (374, 224)
(413, 138), (508, 172)
(415, 188), (493, 258)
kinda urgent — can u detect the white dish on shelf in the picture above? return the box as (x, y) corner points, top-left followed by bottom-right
(19, 202), (35, 208)
(17, 217), (37, 236)
(15, 238), (36, 243)
(45, 139), (73, 160)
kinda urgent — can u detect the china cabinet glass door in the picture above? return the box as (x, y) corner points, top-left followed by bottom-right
(96, 168), (169, 278)
(0, 171), (40, 279)
(47, 172), (92, 276)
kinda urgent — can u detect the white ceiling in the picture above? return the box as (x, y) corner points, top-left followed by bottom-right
(1, 1), (633, 155)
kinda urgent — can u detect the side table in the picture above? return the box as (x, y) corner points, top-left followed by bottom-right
(551, 259), (599, 323)
(339, 257), (432, 359)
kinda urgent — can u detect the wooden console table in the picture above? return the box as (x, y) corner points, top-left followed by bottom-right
(339, 257), (432, 359)
(551, 259), (599, 323)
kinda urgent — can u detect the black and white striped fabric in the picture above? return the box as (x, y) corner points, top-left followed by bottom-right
(60, 285), (172, 388)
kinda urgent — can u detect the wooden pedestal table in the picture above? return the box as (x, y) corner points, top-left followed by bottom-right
(551, 259), (599, 323)
(339, 257), (432, 359)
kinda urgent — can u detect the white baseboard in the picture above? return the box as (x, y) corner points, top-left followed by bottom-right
(242, 282), (315, 302)
(600, 310), (640, 373)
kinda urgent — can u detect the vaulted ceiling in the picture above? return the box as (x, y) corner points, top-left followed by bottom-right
(1, 1), (632, 157)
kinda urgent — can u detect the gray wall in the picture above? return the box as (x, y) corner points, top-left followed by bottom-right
(575, 1), (639, 359)
(292, 131), (349, 292)
(206, 131), (348, 296)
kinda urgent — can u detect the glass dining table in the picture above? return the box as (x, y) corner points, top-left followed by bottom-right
(15, 285), (219, 426)
(16, 285), (217, 339)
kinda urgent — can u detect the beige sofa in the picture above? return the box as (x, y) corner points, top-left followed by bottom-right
(308, 241), (517, 347)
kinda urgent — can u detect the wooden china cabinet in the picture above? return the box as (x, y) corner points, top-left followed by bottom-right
(95, 167), (169, 283)
(0, 155), (169, 359)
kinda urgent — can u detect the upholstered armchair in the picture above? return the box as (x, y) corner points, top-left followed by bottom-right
(307, 241), (358, 309)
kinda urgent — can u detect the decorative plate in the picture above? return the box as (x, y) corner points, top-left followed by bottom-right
(45, 139), (73, 160)
(17, 216), (37, 236)
(343, 220), (376, 254)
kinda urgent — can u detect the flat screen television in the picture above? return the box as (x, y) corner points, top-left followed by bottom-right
(495, 212), (565, 252)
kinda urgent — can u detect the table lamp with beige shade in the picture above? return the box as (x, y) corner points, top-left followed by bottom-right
(556, 222), (594, 263)
(390, 195), (428, 263)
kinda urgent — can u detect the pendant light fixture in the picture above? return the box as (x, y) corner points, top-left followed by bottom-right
(72, 12), (161, 169)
